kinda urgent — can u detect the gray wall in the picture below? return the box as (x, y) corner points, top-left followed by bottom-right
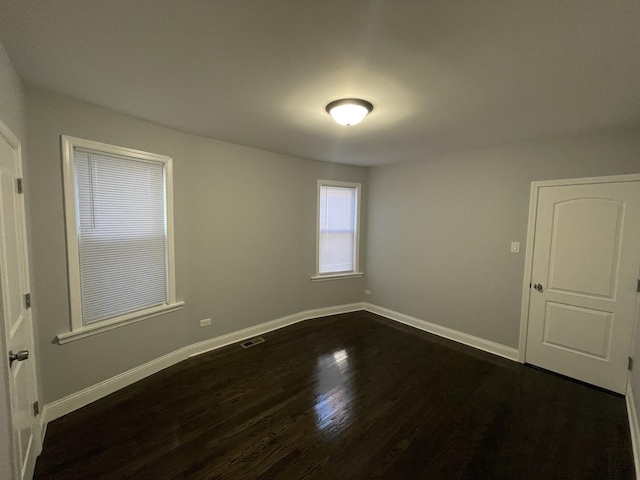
(0, 42), (26, 480)
(0, 45), (25, 142)
(25, 87), (368, 404)
(365, 127), (640, 348)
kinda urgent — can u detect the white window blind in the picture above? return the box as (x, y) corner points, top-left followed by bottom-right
(74, 149), (168, 324)
(319, 185), (357, 274)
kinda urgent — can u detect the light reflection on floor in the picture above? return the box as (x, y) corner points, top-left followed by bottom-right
(313, 348), (354, 438)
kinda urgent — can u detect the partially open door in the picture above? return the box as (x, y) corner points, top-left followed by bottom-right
(0, 120), (41, 479)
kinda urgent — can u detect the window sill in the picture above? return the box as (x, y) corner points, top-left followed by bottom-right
(56, 301), (185, 344)
(310, 272), (364, 282)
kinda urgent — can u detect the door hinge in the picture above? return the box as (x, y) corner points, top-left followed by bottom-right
(16, 178), (23, 194)
(24, 293), (31, 309)
(629, 357), (634, 371)
(33, 401), (39, 416)
(637, 279), (640, 293)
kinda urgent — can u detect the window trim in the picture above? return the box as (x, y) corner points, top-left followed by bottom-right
(59, 136), (182, 343)
(312, 179), (363, 281)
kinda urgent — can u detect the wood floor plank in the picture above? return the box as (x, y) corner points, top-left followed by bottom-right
(34, 311), (635, 479)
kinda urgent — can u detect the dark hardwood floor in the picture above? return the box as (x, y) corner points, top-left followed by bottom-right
(35, 311), (635, 479)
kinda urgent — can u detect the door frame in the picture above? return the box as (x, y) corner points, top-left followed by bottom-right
(0, 118), (41, 479)
(518, 174), (640, 370)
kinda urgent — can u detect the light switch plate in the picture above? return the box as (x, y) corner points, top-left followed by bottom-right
(510, 242), (520, 253)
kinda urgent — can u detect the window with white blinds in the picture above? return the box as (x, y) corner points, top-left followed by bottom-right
(61, 136), (180, 338)
(75, 149), (167, 324)
(316, 181), (361, 277)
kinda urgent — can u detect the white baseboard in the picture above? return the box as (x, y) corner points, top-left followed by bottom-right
(40, 416), (47, 443)
(41, 346), (187, 426)
(363, 303), (519, 361)
(41, 302), (364, 428)
(41, 301), (519, 437)
(627, 377), (640, 480)
(185, 303), (365, 358)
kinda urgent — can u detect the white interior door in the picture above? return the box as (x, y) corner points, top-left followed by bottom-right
(0, 121), (40, 480)
(525, 181), (640, 394)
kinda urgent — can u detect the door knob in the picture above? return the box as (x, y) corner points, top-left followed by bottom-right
(533, 283), (543, 292)
(8, 350), (29, 367)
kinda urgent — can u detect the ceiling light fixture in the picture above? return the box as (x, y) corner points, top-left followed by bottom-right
(326, 98), (373, 126)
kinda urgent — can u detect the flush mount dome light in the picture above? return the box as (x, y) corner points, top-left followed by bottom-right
(326, 98), (373, 126)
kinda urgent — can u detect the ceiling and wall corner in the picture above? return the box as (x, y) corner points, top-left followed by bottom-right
(0, 0), (638, 167)
(0, 42), (26, 142)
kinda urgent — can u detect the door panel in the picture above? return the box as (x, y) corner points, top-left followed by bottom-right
(547, 199), (622, 298)
(526, 182), (640, 394)
(0, 125), (40, 480)
(542, 302), (612, 359)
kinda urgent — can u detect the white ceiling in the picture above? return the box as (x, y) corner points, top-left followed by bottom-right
(1, 0), (638, 166)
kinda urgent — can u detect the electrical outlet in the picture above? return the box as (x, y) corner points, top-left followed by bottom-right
(364, 290), (371, 295)
(200, 318), (212, 327)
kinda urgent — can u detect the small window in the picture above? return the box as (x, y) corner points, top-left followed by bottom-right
(59, 136), (182, 342)
(313, 180), (363, 281)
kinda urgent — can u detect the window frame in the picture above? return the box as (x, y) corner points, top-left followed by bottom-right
(58, 136), (183, 344)
(312, 179), (363, 282)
